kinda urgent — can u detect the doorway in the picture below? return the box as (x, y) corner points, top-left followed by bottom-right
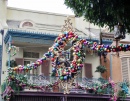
(84, 63), (92, 78)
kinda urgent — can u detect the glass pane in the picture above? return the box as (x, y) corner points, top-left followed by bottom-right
(24, 61), (30, 65)
(32, 52), (39, 58)
(24, 52), (39, 58)
(24, 61), (31, 76)
(23, 52), (31, 58)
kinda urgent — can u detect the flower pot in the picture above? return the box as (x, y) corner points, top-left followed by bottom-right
(53, 86), (59, 92)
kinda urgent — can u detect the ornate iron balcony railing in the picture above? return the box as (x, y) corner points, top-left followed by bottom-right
(24, 74), (112, 94)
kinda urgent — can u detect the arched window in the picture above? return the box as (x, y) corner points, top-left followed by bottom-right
(19, 20), (35, 28)
(22, 22), (33, 27)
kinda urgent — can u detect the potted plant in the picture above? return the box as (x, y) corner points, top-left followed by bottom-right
(6, 60), (17, 67)
(95, 65), (107, 77)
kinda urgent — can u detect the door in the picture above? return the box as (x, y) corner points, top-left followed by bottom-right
(24, 60), (39, 75)
(41, 60), (50, 76)
(84, 63), (92, 78)
(24, 60), (39, 82)
(15, 58), (24, 74)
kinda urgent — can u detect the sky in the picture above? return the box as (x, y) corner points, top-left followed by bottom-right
(8, 0), (74, 15)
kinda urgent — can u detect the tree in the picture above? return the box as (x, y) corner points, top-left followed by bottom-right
(64, 0), (130, 33)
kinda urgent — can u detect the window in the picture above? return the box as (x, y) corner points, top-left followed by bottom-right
(23, 51), (39, 75)
(24, 60), (30, 65)
(23, 52), (39, 58)
(121, 58), (130, 81)
(19, 20), (35, 28)
(23, 60), (31, 75)
(24, 60), (39, 75)
(22, 22), (33, 27)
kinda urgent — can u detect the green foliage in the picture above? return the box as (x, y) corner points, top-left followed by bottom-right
(118, 90), (127, 100)
(118, 81), (130, 100)
(6, 60), (17, 67)
(98, 77), (108, 83)
(1, 82), (7, 93)
(95, 65), (107, 73)
(64, 0), (130, 32)
(51, 72), (56, 77)
(8, 73), (28, 92)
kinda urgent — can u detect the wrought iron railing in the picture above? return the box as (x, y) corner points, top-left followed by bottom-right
(5, 74), (130, 101)
(26, 74), (58, 86)
(23, 74), (113, 94)
(26, 74), (107, 86)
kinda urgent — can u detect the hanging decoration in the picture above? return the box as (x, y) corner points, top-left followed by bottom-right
(9, 41), (130, 71)
(2, 17), (130, 101)
(7, 45), (18, 57)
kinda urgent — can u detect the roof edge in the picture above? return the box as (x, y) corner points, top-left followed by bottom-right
(7, 7), (75, 17)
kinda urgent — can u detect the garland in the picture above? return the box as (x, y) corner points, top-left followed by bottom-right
(10, 31), (130, 76)
(2, 31), (130, 101)
(7, 46), (17, 57)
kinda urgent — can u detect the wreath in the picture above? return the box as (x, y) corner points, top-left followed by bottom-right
(6, 45), (17, 57)
(50, 31), (86, 81)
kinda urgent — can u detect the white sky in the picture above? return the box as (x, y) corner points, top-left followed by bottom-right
(8, 0), (74, 15)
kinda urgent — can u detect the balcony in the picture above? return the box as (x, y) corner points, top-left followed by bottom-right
(10, 92), (130, 101)
(17, 74), (110, 93)
(1, 74), (129, 101)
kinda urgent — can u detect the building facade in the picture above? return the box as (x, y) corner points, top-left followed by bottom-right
(1, 1), (130, 101)
(0, 0), (113, 87)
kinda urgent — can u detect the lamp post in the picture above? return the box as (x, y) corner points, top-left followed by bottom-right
(7, 36), (12, 69)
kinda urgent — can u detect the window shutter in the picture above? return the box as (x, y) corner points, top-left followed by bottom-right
(15, 58), (24, 65)
(127, 58), (130, 81)
(121, 58), (130, 81)
(15, 58), (24, 74)
(41, 60), (50, 76)
(84, 63), (92, 78)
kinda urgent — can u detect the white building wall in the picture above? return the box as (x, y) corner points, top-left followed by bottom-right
(12, 48), (23, 59)
(0, 0), (8, 28)
(1, 29), (8, 99)
(9, 46), (51, 76)
(10, 46), (100, 78)
(7, 7), (75, 28)
(82, 53), (100, 78)
(0, 2), (8, 99)
(120, 33), (130, 43)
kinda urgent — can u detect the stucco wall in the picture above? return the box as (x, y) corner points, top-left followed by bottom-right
(101, 54), (110, 80)
(1, 29), (8, 85)
(9, 45), (101, 78)
(75, 17), (101, 30)
(112, 55), (122, 82)
(83, 53), (100, 78)
(12, 48), (23, 59)
(102, 53), (122, 82)
(0, 0), (8, 28)
(7, 7), (75, 27)
(12, 46), (52, 74)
